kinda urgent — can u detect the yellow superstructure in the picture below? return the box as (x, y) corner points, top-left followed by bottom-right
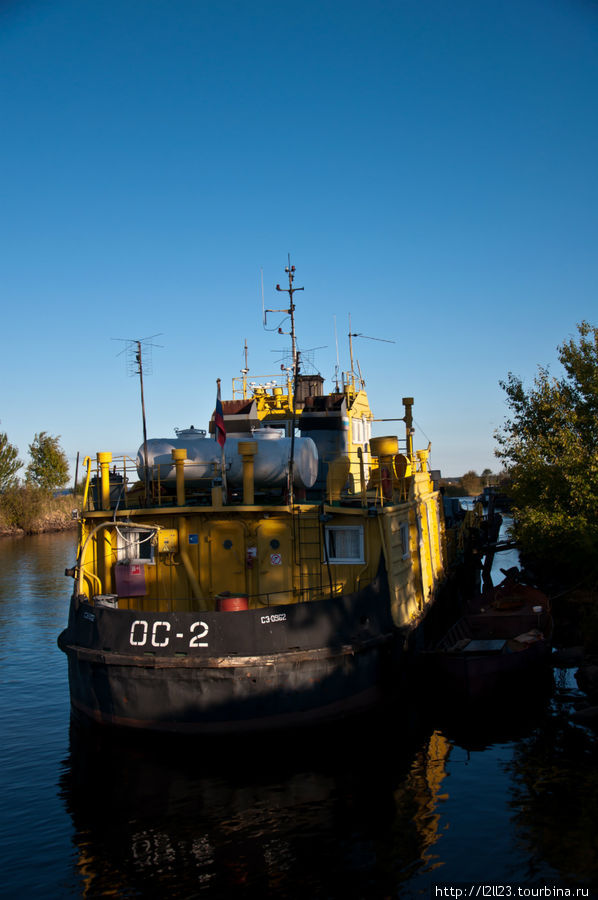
(75, 382), (447, 632)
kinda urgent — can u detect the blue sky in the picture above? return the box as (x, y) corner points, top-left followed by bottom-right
(1, 0), (596, 477)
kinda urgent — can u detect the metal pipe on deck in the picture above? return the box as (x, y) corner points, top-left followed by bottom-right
(96, 452), (113, 592)
(171, 448), (187, 506)
(370, 436), (398, 504)
(97, 452), (112, 511)
(237, 441), (258, 505)
(177, 517), (206, 608)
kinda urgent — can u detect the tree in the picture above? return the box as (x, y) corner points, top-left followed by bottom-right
(0, 432), (22, 491)
(461, 470), (482, 496)
(495, 321), (598, 580)
(26, 432), (69, 492)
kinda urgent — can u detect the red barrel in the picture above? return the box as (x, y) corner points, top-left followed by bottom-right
(216, 593), (249, 611)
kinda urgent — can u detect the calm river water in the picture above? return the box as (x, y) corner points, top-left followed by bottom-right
(0, 529), (596, 899)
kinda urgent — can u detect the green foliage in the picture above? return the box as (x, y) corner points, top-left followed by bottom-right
(0, 484), (76, 534)
(0, 432), (22, 491)
(495, 321), (598, 580)
(25, 432), (69, 492)
(460, 470), (482, 496)
(0, 484), (47, 532)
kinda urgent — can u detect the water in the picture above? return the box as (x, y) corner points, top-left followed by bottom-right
(0, 529), (597, 898)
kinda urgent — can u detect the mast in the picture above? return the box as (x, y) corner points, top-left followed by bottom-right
(136, 341), (151, 504)
(275, 255), (304, 376)
(348, 314), (356, 391)
(241, 338), (249, 399)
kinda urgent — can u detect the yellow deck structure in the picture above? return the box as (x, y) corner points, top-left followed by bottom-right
(76, 378), (447, 632)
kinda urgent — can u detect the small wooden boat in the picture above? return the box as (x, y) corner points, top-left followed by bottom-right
(428, 569), (553, 701)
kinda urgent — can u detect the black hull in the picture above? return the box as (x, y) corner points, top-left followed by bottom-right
(59, 572), (398, 735)
(63, 641), (393, 734)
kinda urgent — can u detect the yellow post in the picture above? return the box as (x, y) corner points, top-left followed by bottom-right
(238, 441), (258, 505)
(172, 448), (187, 506)
(81, 456), (92, 511)
(417, 448), (429, 472)
(97, 452), (112, 511)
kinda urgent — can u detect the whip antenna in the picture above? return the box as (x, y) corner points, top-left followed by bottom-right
(112, 333), (163, 505)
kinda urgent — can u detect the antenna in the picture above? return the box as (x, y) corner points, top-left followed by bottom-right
(112, 333), (163, 504)
(347, 323), (395, 388)
(263, 255), (304, 375)
(334, 316), (340, 391)
(241, 338), (249, 399)
(348, 313), (355, 385)
(350, 332), (396, 343)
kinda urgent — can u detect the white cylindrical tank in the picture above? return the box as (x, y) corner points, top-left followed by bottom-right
(137, 428), (318, 490)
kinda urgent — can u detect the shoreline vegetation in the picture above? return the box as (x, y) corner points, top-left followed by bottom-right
(0, 486), (79, 537)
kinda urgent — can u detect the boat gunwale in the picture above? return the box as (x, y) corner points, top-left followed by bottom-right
(58, 631), (395, 668)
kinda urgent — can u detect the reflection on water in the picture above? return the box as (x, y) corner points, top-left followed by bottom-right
(1, 532), (597, 898)
(60, 713), (447, 898)
(506, 694), (598, 887)
(0, 532), (76, 899)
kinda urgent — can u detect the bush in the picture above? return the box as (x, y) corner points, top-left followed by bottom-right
(496, 322), (598, 583)
(0, 485), (77, 534)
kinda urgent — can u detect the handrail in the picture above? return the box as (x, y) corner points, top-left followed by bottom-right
(81, 456), (92, 510)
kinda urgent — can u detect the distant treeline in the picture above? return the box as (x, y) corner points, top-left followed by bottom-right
(440, 469), (510, 498)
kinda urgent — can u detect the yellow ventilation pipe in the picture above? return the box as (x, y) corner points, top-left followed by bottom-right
(171, 448), (187, 506)
(417, 448), (429, 471)
(326, 456), (350, 504)
(238, 441), (258, 505)
(97, 452), (112, 511)
(370, 436), (399, 503)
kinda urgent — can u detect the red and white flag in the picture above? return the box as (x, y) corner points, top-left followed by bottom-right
(214, 379), (226, 448)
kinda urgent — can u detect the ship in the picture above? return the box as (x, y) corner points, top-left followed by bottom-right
(58, 263), (451, 734)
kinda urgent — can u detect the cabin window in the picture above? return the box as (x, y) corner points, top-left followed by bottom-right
(352, 418), (363, 445)
(324, 525), (364, 564)
(116, 528), (156, 565)
(400, 522), (410, 559)
(351, 416), (371, 446)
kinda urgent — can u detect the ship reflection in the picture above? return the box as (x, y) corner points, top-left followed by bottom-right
(59, 705), (453, 898)
(505, 693), (598, 890)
